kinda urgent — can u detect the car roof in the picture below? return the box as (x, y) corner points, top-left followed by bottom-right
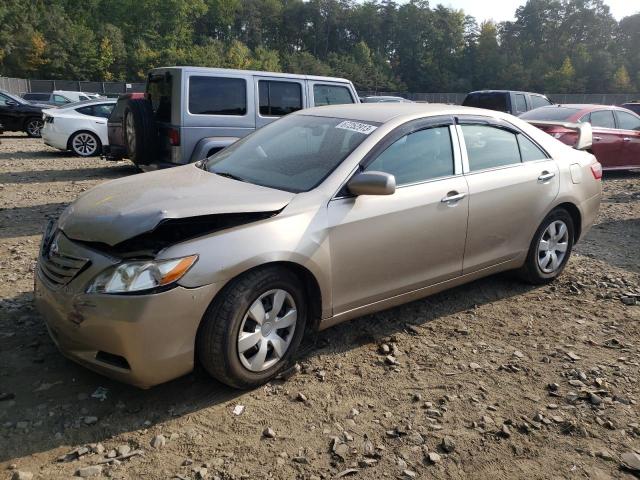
(151, 66), (353, 84)
(557, 104), (630, 113)
(293, 103), (492, 123)
(52, 98), (116, 110)
(467, 90), (548, 96)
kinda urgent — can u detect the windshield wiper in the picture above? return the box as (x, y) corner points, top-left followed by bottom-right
(214, 171), (247, 183)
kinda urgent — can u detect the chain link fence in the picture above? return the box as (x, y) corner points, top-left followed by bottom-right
(358, 91), (639, 105)
(0, 76), (145, 96)
(3, 76), (639, 104)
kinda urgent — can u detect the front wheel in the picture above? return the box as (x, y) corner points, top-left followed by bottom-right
(70, 131), (101, 156)
(25, 118), (44, 138)
(517, 208), (574, 284)
(197, 267), (307, 389)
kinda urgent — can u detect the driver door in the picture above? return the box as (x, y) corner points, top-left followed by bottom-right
(327, 120), (469, 315)
(0, 93), (20, 130)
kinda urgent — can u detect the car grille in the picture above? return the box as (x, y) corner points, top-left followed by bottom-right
(38, 230), (90, 288)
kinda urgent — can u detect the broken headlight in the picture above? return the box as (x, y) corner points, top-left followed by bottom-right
(86, 255), (198, 294)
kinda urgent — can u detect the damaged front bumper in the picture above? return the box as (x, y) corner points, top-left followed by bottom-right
(34, 229), (220, 388)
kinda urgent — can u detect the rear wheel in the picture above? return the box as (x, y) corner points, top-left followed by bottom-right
(25, 117), (43, 138)
(197, 267), (307, 389)
(518, 208), (574, 284)
(70, 131), (101, 156)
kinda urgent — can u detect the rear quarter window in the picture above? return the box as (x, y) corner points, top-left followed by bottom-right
(189, 76), (247, 116)
(313, 84), (354, 106)
(462, 93), (509, 113)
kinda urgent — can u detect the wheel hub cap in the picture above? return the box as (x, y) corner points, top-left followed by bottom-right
(537, 220), (569, 274)
(237, 289), (297, 372)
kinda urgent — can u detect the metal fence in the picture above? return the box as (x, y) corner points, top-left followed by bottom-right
(0, 76), (145, 96)
(359, 91), (640, 105)
(2, 76), (639, 104)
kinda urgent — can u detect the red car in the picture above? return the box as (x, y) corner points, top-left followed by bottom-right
(520, 104), (640, 170)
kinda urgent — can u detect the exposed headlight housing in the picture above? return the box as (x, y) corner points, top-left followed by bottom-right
(86, 255), (198, 294)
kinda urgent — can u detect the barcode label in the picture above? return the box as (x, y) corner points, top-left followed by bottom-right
(335, 120), (377, 135)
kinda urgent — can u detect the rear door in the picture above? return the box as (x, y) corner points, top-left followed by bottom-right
(585, 109), (624, 169)
(457, 117), (559, 273)
(254, 77), (306, 129)
(308, 82), (357, 107)
(614, 110), (640, 168)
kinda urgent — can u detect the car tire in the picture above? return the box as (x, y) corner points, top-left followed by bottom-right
(197, 266), (307, 389)
(123, 98), (157, 167)
(25, 117), (44, 138)
(69, 131), (102, 157)
(517, 208), (574, 285)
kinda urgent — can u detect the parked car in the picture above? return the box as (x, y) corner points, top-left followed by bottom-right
(521, 104), (640, 170)
(463, 90), (553, 116)
(361, 95), (413, 103)
(22, 90), (94, 106)
(105, 67), (360, 168)
(620, 102), (640, 115)
(41, 99), (116, 156)
(0, 89), (46, 137)
(35, 103), (601, 389)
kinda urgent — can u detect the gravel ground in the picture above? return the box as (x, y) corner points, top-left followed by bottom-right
(0, 133), (639, 480)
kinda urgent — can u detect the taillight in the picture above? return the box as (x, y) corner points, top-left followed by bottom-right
(168, 127), (180, 146)
(590, 162), (602, 180)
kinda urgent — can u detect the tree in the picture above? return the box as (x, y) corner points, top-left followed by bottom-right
(544, 57), (576, 93)
(612, 65), (632, 93)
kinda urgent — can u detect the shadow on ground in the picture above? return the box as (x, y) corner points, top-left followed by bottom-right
(0, 165), (138, 184)
(0, 272), (534, 463)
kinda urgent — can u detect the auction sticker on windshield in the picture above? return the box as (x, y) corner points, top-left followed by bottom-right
(335, 120), (378, 135)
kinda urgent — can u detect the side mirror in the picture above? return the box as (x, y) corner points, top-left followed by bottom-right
(6, 100), (18, 107)
(347, 171), (396, 196)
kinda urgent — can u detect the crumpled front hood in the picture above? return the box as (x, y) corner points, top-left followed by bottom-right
(58, 164), (295, 246)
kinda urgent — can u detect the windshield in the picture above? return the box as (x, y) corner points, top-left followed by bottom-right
(205, 115), (379, 193)
(2, 91), (25, 104)
(520, 106), (581, 121)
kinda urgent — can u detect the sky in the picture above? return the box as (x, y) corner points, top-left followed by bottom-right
(438, 0), (639, 23)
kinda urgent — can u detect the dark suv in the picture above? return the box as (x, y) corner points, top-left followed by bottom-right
(462, 90), (552, 116)
(0, 89), (46, 137)
(621, 102), (640, 115)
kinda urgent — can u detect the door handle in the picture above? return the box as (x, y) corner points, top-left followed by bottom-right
(623, 137), (631, 142)
(593, 136), (602, 141)
(538, 171), (556, 182)
(441, 191), (466, 203)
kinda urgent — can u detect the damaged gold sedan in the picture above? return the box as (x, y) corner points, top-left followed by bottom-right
(35, 104), (602, 388)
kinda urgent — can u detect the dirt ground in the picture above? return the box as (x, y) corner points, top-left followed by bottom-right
(0, 133), (638, 480)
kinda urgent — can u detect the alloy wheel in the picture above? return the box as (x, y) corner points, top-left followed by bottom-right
(27, 119), (43, 137)
(537, 220), (569, 273)
(237, 289), (297, 372)
(71, 133), (98, 156)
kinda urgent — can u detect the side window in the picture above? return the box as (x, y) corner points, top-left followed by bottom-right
(258, 80), (302, 116)
(365, 127), (454, 186)
(53, 95), (69, 104)
(517, 134), (548, 161)
(461, 125), (521, 171)
(313, 84), (354, 106)
(616, 111), (640, 131)
(515, 94), (527, 113)
(76, 106), (94, 116)
(89, 104), (115, 118)
(189, 76), (247, 116)
(589, 110), (615, 129)
(531, 95), (552, 109)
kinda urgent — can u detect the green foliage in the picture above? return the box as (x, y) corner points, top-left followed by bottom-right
(0, 0), (638, 93)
